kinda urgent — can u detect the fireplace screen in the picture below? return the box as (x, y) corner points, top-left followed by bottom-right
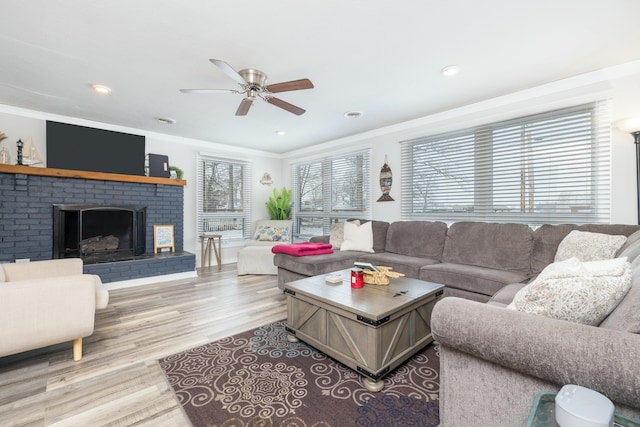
(53, 204), (146, 264)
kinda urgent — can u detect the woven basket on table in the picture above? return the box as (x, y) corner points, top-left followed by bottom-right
(362, 266), (405, 285)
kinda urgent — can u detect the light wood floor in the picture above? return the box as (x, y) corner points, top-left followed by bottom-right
(0, 265), (287, 426)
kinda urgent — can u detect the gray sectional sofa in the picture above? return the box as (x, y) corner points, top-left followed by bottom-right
(275, 220), (639, 300)
(274, 220), (640, 425)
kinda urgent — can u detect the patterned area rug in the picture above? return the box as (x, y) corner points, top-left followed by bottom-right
(159, 321), (440, 427)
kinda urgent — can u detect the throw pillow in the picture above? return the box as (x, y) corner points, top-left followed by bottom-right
(329, 223), (344, 249)
(329, 220), (359, 249)
(507, 257), (632, 326)
(554, 230), (627, 262)
(340, 220), (374, 253)
(254, 225), (289, 242)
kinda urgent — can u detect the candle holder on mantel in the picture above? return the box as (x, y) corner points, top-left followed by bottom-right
(16, 139), (24, 166)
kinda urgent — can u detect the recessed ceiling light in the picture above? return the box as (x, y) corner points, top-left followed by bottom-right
(155, 117), (176, 125)
(91, 84), (111, 95)
(275, 130), (286, 136)
(441, 65), (460, 77)
(344, 111), (363, 119)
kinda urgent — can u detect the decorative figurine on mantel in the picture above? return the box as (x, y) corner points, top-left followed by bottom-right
(16, 138), (24, 165)
(0, 132), (10, 164)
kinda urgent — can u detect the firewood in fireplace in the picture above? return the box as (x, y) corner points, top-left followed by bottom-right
(81, 235), (119, 253)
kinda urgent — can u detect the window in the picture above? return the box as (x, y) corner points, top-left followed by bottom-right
(197, 154), (252, 241)
(401, 101), (611, 225)
(292, 149), (371, 236)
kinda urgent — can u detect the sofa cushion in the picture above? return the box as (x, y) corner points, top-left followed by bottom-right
(616, 229), (640, 257)
(273, 251), (361, 277)
(442, 222), (533, 274)
(507, 257), (632, 326)
(340, 220), (374, 253)
(554, 230), (626, 262)
(356, 252), (440, 279)
(384, 221), (447, 260)
(616, 231), (640, 263)
(0, 265), (4, 283)
(488, 283), (527, 306)
(599, 256), (640, 333)
(361, 220), (390, 253)
(531, 224), (640, 275)
(420, 263), (529, 298)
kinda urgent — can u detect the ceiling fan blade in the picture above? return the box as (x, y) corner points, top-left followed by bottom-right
(266, 97), (306, 115)
(266, 78), (314, 93)
(235, 98), (253, 116)
(210, 59), (248, 86)
(180, 88), (235, 93)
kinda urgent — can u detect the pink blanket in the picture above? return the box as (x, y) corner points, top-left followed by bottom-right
(271, 242), (334, 257)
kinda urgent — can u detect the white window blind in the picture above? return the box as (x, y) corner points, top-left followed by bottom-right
(196, 154), (252, 241)
(401, 101), (612, 225)
(292, 149), (371, 236)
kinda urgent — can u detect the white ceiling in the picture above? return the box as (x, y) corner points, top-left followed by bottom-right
(1, 1), (640, 154)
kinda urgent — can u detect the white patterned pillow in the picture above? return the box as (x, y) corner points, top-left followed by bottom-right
(254, 225), (289, 242)
(555, 230), (627, 262)
(329, 223), (344, 249)
(507, 257), (632, 326)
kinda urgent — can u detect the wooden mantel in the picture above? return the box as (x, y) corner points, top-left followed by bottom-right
(0, 164), (186, 186)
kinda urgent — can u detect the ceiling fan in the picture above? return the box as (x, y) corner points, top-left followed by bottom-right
(180, 59), (314, 116)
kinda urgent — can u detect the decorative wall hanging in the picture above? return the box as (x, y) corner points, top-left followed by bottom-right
(260, 172), (273, 186)
(377, 155), (394, 202)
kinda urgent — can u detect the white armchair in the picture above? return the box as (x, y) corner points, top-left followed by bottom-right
(0, 258), (109, 361)
(237, 220), (293, 275)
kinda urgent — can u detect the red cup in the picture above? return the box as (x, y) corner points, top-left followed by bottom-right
(351, 268), (364, 288)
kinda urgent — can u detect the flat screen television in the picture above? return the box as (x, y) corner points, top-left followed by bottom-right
(46, 121), (146, 176)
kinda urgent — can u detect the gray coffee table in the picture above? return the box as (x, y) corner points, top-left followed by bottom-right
(284, 269), (444, 392)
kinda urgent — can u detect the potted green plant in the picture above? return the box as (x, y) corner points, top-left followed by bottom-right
(169, 165), (184, 180)
(266, 187), (292, 220)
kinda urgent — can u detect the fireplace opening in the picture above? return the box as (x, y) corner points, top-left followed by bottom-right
(53, 204), (146, 264)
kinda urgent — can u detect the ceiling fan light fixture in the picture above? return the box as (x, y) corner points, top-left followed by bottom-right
(182, 59), (313, 116)
(275, 130), (286, 136)
(91, 84), (111, 95)
(441, 65), (460, 77)
(344, 111), (363, 119)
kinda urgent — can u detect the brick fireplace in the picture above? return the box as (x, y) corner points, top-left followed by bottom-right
(0, 165), (195, 283)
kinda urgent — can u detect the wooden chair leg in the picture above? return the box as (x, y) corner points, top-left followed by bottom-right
(73, 338), (83, 361)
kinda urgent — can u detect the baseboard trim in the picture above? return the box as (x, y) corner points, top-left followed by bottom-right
(103, 271), (198, 290)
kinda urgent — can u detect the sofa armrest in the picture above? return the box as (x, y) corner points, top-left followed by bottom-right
(0, 274), (98, 357)
(431, 297), (640, 409)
